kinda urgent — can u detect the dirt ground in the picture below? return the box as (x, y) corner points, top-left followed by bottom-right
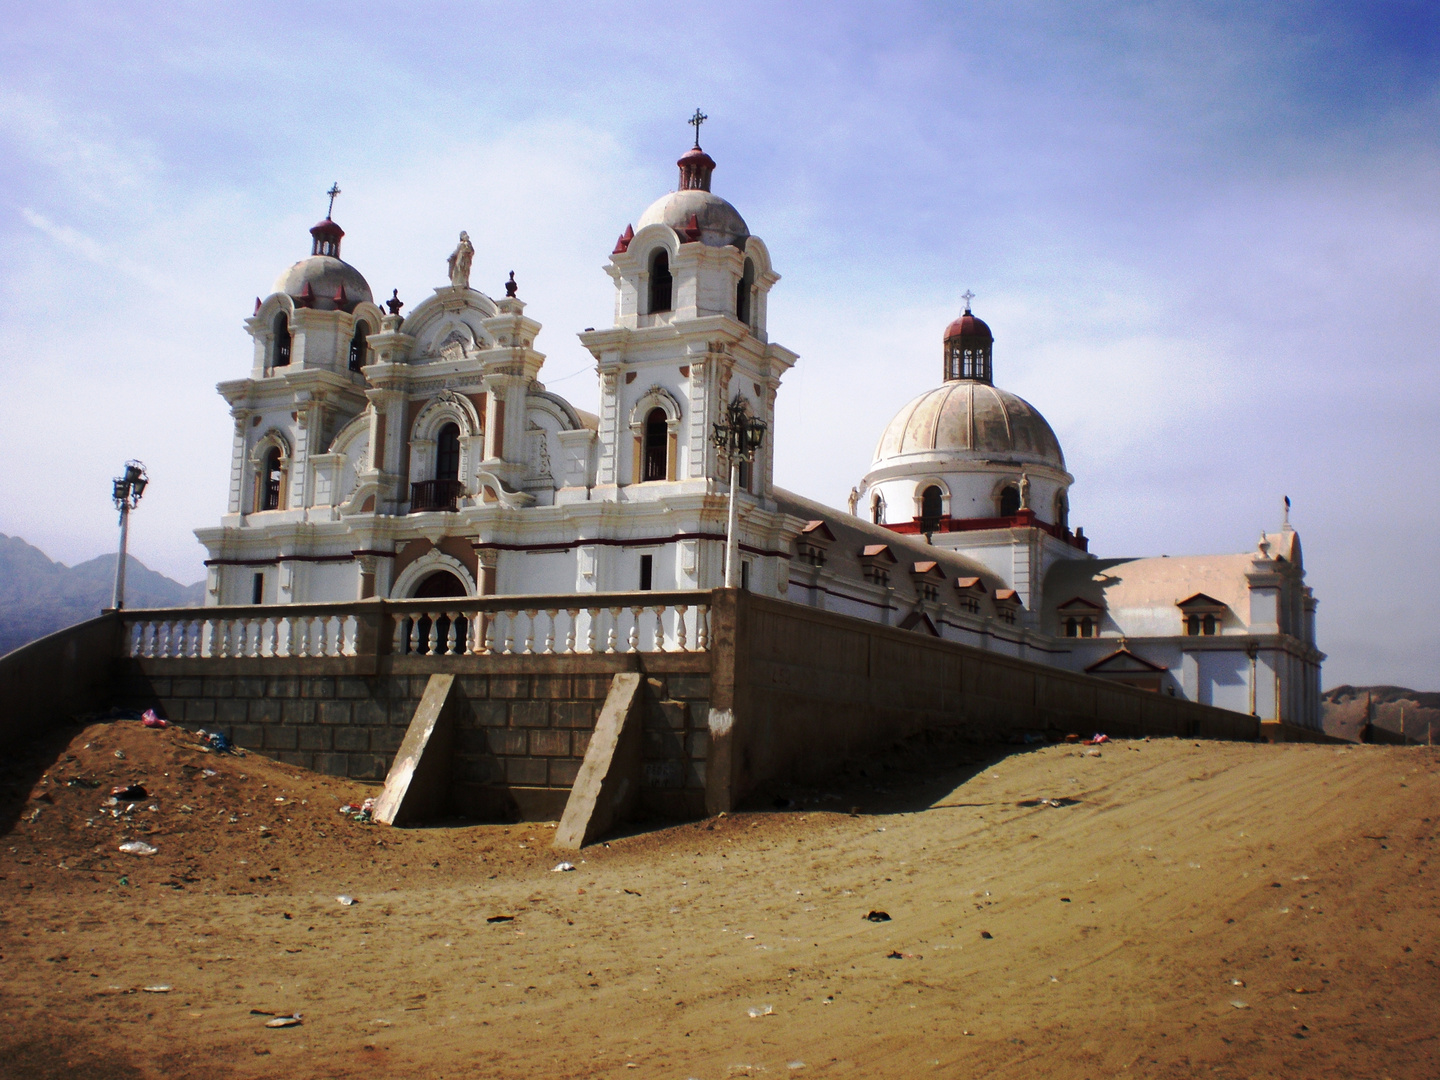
(1, 720), (1436, 1080)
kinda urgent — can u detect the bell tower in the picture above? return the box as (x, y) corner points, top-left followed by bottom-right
(578, 128), (796, 503)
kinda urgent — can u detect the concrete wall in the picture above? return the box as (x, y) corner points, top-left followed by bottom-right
(120, 652), (711, 821)
(705, 592), (1260, 811)
(0, 613), (121, 753)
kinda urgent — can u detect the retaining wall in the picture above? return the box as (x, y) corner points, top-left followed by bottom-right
(706, 592), (1262, 811)
(118, 652), (712, 820)
(0, 614), (121, 753)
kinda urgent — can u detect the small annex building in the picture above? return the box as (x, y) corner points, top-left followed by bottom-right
(196, 130), (1324, 728)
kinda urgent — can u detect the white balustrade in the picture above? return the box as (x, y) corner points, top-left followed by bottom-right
(124, 598), (712, 660)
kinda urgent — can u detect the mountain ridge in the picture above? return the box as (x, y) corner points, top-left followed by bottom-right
(0, 534), (204, 657)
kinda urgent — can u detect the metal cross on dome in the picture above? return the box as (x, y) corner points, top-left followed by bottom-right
(326, 182), (341, 218)
(689, 108), (707, 148)
(961, 289), (976, 312)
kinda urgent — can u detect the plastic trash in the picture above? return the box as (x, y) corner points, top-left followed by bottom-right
(863, 910), (891, 922)
(552, 862), (576, 872)
(486, 914), (516, 923)
(141, 710), (167, 728)
(336, 895), (356, 906)
(1085, 734), (1110, 745)
(980, 930), (994, 939)
(141, 985), (171, 993)
(265, 1014), (302, 1028)
(1229, 999), (1249, 1009)
(111, 784), (148, 800)
(746, 1004), (775, 1018)
(119, 841), (158, 856)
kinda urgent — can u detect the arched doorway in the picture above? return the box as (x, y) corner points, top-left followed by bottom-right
(405, 570), (470, 654)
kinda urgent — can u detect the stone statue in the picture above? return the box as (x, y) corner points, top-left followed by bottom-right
(1018, 471), (1031, 511)
(447, 231), (474, 289)
(848, 486), (860, 516)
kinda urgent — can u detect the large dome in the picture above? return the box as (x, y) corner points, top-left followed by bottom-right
(636, 188), (749, 248)
(873, 381), (1065, 470)
(272, 255), (373, 312)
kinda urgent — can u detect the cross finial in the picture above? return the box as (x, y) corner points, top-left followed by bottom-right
(688, 108), (707, 148)
(326, 182), (341, 218)
(961, 289), (976, 313)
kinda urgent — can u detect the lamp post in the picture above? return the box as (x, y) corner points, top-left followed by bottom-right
(111, 460), (148, 610)
(711, 399), (767, 589)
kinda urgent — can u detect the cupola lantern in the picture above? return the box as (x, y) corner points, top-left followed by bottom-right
(942, 292), (994, 384)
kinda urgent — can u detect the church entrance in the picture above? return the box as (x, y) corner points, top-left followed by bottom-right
(402, 570), (470, 654)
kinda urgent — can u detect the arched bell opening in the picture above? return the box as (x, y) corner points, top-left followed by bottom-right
(649, 249), (673, 313)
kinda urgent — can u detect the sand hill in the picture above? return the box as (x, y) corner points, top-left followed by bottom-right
(1, 720), (1435, 1079)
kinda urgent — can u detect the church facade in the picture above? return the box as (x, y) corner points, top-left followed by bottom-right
(195, 133), (1324, 728)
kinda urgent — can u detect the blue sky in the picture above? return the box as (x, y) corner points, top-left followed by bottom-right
(2, 2), (1437, 686)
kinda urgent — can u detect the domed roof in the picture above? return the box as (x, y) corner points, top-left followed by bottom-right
(944, 311), (992, 342)
(873, 381), (1065, 470)
(636, 188), (749, 248)
(272, 255), (372, 312)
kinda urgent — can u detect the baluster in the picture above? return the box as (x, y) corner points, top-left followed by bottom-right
(126, 622), (140, 658)
(606, 608), (621, 653)
(564, 609), (579, 655)
(517, 609), (533, 654)
(441, 611), (457, 655)
(651, 606), (664, 652)
(696, 605), (709, 650)
(585, 609), (598, 653)
(198, 619), (212, 659)
(675, 605), (688, 651)
(424, 611), (439, 654)
(501, 611), (515, 655)
(298, 616), (313, 658)
(542, 610), (556, 655)
(216, 619), (230, 659)
(162, 621), (176, 658)
(626, 607), (641, 653)
(483, 612), (497, 654)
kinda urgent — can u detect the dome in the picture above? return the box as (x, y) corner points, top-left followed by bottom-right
(873, 381), (1065, 470)
(272, 255), (373, 312)
(636, 188), (750, 248)
(944, 311), (992, 342)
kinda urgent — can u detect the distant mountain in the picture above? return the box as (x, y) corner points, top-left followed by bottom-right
(1322, 685), (1438, 745)
(0, 535), (204, 657)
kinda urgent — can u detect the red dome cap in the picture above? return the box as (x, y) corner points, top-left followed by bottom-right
(944, 310), (992, 342)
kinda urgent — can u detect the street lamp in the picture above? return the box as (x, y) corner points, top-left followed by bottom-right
(711, 398), (767, 589)
(111, 460), (148, 610)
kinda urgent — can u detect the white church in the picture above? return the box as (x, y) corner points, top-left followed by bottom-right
(195, 127), (1325, 728)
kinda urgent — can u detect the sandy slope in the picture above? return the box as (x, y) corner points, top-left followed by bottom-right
(1, 722), (1436, 1079)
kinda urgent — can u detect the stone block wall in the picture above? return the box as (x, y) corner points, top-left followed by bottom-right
(120, 653), (712, 822)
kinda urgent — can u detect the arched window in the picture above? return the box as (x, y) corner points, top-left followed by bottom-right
(642, 408), (668, 481)
(999, 485), (1021, 517)
(649, 250), (673, 313)
(736, 258), (755, 325)
(348, 320), (369, 371)
(871, 492), (886, 525)
(1203, 613), (1217, 636)
(920, 485), (943, 534)
(272, 314), (291, 367)
(435, 423), (461, 482)
(261, 447), (283, 511)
